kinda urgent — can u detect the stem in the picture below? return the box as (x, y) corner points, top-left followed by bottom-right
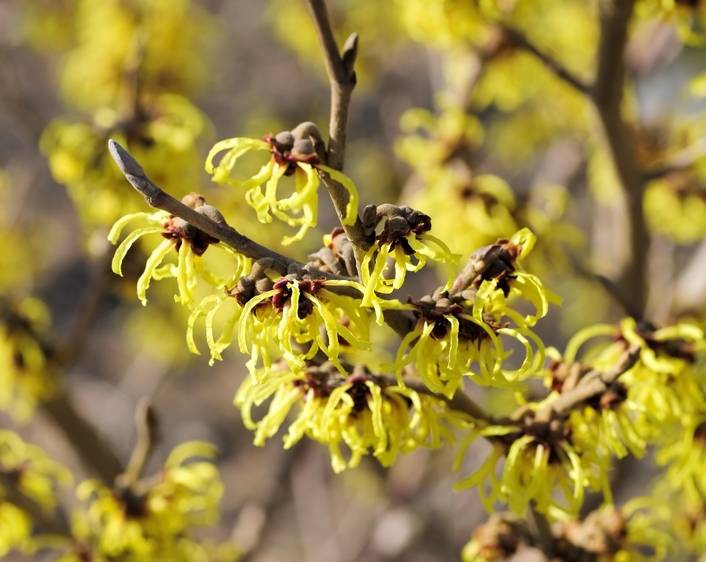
(591, 0), (647, 318)
(502, 25), (590, 94)
(118, 398), (159, 487)
(42, 387), (123, 484)
(306, 0), (368, 262)
(535, 346), (640, 421)
(108, 139), (417, 337)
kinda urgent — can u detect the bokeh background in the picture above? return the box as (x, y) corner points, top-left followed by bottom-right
(1, 1), (706, 561)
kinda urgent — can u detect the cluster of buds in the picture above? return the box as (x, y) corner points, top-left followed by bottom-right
(360, 203), (432, 250)
(308, 227), (358, 277)
(265, 121), (327, 171)
(161, 193), (222, 256)
(358, 203), (456, 305)
(449, 237), (522, 298)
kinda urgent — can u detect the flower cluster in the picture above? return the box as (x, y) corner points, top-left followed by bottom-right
(236, 362), (473, 472)
(206, 122), (358, 244)
(462, 505), (671, 562)
(0, 431), (71, 556)
(109, 194), (251, 307)
(358, 203), (458, 303)
(67, 442), (236, 562)
(395, 228), (550, 395)
(0, 298), (56, 420)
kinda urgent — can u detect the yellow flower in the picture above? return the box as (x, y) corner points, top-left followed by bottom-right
(0, 431), (71, 556)
(359, 204), (458, 305)
(236, 362), (473, 473)
(394, 229), (550, 395)
(108, 195), (251, 306)
(236, 275), (372, 375)
(73, 442), (228, 561)
(454, 412), (609, 519)
(0, 298), (56, 420)
(205, 125), (359, 245)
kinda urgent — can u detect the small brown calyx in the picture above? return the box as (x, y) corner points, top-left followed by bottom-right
(271, 275), (326, 319)
(498, 411), (570, 465)
(548, 360), (592, 394)
(595, 381), (628, 410)
(295, 362), (344, 399)
(470, 514), (532, 560)
(450, 239), (521, 297)
(265, 122), (326, 172)
(230, 257), (288, 305)
(623, 321), (698, 363)
(694, 420), (706, 444)
(458, 182), (501, 208)
(296, 363), (384, 413)
(162, 193), (220, 256)
(307, 227), (357, 277)
(113, 484), (149, 519)
(558, 507), (627, 557)
(409, 289), (502, 341)
(360, 204), (432, 251)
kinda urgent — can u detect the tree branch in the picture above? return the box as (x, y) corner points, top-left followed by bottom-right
(42, 388), (123, 484)
(117, 398), (159, 487)
(0, 300), (123, 483)
(502, 26), (590, 95)
(591, 0), (648, 318)
(107, 139), (416, 336)
(306, 0), (368, 260)
(536, 345), (640, 421)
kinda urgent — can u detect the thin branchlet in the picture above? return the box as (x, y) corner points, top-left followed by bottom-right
(107, 139), (417, 336)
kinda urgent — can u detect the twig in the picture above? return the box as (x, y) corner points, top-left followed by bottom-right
(567, 250), (642, 319)
(117, 398), (159, 487)
(536, 346), (640, 421)
(109, 140), (298, 276)
(591, 0), (647, 319)
(502, 26), (590, 95)
(0, 300), (123, 483)
(306, 0), (368, 261)
(55, 250), (114, 366)
(389, 377), (493, 424)
(107, 139), (416, 336)
(42, 389), (123, 484)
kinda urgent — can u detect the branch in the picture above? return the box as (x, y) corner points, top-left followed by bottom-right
(536, 346), (640, 421)
(591, 0), (648, 318)
(0, 300), (123, 483)
(117, 398), (159, 487)
(502, 26), (590, 95)
(306, 0), (368, 259)
(107, 140), (416, 336)
(396, 377), (494, 423)
(42, 388), (123, 484)
(567, 249), (642, 319)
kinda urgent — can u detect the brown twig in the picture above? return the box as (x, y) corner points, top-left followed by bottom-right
(390, 377), (494, 424)
(42, 389), (123, 484)
(306, 0), (368, 262)
(591, 0), (647, 319)
(535, 346), (640, 421)
(117, 398), (159, 487)
(0, 300), (123, 483)
(107, 139), (416, 336)
(502, 26), (590, 95)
